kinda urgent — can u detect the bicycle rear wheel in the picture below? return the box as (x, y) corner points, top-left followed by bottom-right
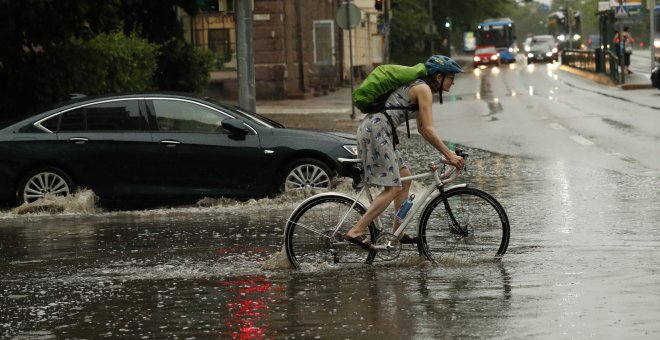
(418, 187), (509, 262)
(284, 194), (377, 269)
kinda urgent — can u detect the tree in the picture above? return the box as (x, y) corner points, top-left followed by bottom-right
(389, 0), (515, 64)
(0, 0), (209, 122)
(508, 1), (552, 39)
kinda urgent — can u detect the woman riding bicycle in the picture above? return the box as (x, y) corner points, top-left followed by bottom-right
(344, 55), (466, 250)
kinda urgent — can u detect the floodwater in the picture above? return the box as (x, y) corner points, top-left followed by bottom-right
(2, 135), (660, 339)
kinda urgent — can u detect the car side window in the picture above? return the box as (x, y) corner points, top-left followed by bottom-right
(152, 99), (227, 133)
(52, 100), (146, 132)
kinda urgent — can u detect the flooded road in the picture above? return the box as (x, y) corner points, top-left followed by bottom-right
(2, 133), (660, 339)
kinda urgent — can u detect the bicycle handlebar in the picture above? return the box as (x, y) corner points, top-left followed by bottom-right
(339, 148), (469, 186)
(435, 148), (468, 185)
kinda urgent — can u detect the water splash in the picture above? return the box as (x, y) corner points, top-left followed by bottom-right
(12, 190), (100, 215)
(260, 249), (292, 270)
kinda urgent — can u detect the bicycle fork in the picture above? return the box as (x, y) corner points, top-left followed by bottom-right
(437, 186), (468, 237)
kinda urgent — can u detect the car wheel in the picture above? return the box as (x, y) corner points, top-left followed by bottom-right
(281, 158), (334, 192)
(17, 167), (74, 204)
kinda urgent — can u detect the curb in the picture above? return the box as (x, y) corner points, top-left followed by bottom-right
(620, 83), (654, 90)
(558, 65), (653, 90)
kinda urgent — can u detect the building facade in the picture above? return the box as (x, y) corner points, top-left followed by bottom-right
(179, 0), (382, 101)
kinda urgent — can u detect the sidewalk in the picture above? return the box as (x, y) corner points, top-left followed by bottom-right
(559, 64), (654, 90)
(256, 86), (354, 115)
(256, 86), (360, 133)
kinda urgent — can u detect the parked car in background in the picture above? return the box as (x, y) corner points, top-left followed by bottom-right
(526, 36), (559, 64)
(0, 93), (358, 208)
(473, 46), (500, 68)
(532, 35), (558, 49)
(523, 36), (533, 52)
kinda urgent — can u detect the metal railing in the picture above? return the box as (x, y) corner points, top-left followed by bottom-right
(561, 48), (620, 84)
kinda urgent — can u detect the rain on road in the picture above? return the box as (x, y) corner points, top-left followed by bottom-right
(2, 59), (660, 339)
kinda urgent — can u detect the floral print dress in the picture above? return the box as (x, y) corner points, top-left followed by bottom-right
(357, 79), (423, 187)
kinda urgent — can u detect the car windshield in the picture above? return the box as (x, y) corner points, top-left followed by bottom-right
(533, 36), (555, 45)
(476, 47), (497, 54)
(531, 42), (552, 51)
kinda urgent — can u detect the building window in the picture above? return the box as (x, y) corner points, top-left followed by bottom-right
(313, 20), (335, 66)
(219, 0), (235, 12)
(199, 0), (234, 12)
(208, 28), (232, 65)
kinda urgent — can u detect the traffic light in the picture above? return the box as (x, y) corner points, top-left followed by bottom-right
(375, 0), (383, 11)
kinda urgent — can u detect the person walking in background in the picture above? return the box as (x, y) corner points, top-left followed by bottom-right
(615, 26), (633, 75)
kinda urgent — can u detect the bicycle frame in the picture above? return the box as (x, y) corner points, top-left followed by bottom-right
(331, 158), (467, 241)
(284, 149), (511, 268)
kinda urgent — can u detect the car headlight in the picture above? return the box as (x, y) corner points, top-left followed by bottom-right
(558, 35), (566, 42)
(524, 46), (531, 52)
(343, 145), (358, 156)
(490, 55), (499, 60)
(552, 48), (558, 53)
(573, 34), (581, 41)
(508, 48), (514, 53)
(473, 56), (481, 62)
(654, 39), (660, 48)
(546, 52), (553, 57)
(527, 53), (534, 58)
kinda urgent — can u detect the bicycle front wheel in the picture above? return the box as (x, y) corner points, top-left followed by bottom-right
(284, 194), (377, 269)
(418, 187), (510, 262)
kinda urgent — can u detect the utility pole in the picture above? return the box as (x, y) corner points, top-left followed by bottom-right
(429, 0), (434, 54)
(568, 8), (573, 49)
(383, 0), (391, 63)
(650, 0), (657, 69)
(346, 0), (356, 119)
(236, 0), (256, 112)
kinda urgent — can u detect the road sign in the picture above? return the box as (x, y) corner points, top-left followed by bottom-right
(609, 0), (642, 7)
(610, 0), (643, 19)
(615, 5), (629, 18)
(336, 3), (361, 30)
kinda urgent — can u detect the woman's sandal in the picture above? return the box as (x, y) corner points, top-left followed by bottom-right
(399, 233), (419, 244)
(344, 234), (378, 252)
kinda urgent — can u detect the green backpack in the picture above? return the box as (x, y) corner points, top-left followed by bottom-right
(352, 63), (427, 113)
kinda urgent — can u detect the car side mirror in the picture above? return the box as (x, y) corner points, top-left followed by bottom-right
(221, 118), (249, 140)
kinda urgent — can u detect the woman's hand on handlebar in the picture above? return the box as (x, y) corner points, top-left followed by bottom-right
(448, 152), (465, 170)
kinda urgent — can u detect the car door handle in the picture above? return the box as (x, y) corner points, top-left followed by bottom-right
(160, 140), (181, 147)
(69, 137), (89, 144)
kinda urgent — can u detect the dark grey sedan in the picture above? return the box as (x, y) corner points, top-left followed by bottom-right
(0, 93), (357, 207)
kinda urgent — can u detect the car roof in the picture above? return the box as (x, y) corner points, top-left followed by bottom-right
(533, 35), (555, 40)
(42, 92), (216, 112)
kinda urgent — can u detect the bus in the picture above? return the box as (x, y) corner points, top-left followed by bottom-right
(547, 9), (582, 50)
(476, 18), (517, 63)
(655, 5), (659, 62)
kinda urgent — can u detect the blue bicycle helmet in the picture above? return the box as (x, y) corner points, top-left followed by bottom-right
(425, 55), (465, 75)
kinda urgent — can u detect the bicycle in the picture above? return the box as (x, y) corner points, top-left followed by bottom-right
(283, 149), (510, 269)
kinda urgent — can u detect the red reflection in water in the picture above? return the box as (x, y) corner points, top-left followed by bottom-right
(220, 275), (283, 339)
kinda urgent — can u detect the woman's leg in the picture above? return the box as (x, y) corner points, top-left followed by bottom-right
(392, 167), (412, 233)
(345, 185), (402, 238)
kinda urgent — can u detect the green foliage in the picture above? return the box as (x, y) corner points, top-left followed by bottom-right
(508, 2), (552, 38)
(0, 0), (210, 123)
(156, 42), (215, 94)
(390, 0), (432, 65)
(389, 0), (516, 63)
(64, 30), (159, 94)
